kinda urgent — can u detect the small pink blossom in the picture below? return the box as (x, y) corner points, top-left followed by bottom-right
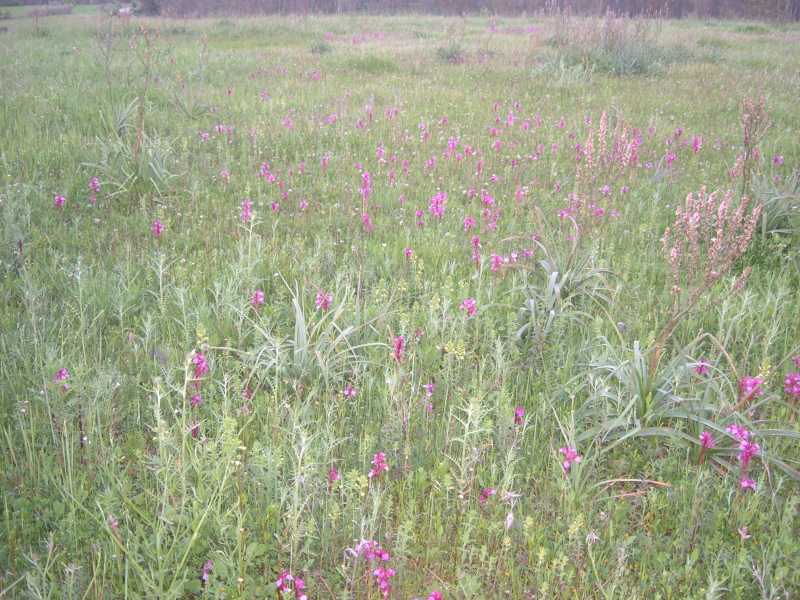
(478, 487), (496, 505)
(315, 291), (333, 311)
(54, 194), (66, 208)
(240, 198), (253, 223)
(694, 360), (710, 376)
(783, 372), (800, 398)
(699, 431), (715, 449)
(151, 219), (164, 237)
(740, 478), (756, 491)
(559, 446), (582, 474)
(328, 466), (340, 485)
(739, 376), (764, 399)
(392, 335), (405, 363)
(772, 154), (784, 166)
(422, 382), (435, 397)
(403, 247), (413, 260)
(190, 393), (203, 408)
(368, 451), (389, 479)
(251, 289), (265, 308)
(200, 559), (213, 586)
(343, 383), (357, 398)
(737, 526), (751, 540)
(460, 297), (477, 317)
(726, 424), (750, 442)
(192, 352), (209, 379)
(54, 367), (70, 382)
(514, 406), (525, 425)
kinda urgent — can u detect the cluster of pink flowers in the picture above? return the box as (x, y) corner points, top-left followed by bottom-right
(478, 487), (496, 505)
(786, 372), (800, 398)
(559, 446), (582, 474)
(200, 559), (213, 587)
(460, 297), (477, 317)
(727, 424), (759, 492)
(54, 194), (66, 208)
(514, 406), (525, 425)
(251, 289), (265, 309)
(739, 376), (764, 401)
(88, 177), (100, 205)
(151, 219), (164, 238)
(53, 367), (70, 392)
(189, 351), (210, 438)
(315, 291), (333, 312)
(343, 383), (357, 399)
(392, 335), (405, 363)
(694, 359), (710, 376)
(349, 539), (395, 599)
(368, 451), (389, 479)
(428, 191), (447, 219)
(276, 570), (307, 600)
(240, 198), (253, 223)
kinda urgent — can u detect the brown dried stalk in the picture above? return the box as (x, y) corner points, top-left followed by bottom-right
(650, 187), (762, 373)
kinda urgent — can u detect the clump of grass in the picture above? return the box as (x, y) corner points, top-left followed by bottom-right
(310, 40), (333, 54)
(733, 23), (771, 34)
(344, 54), (398, 74)
(436, 42), (466, 64)
(551, 13), (691, 76)
(28, 5), (73, 18)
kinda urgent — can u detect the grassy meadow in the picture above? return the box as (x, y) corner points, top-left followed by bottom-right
(1, 7), (800, 599)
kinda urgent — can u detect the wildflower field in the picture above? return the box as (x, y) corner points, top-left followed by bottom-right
(1, 8), (800, 599)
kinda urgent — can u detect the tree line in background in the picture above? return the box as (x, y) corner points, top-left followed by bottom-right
(1, 0), (798, 20)
(139, 0), (800, 20)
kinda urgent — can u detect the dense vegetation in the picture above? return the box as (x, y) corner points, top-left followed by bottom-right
(1, 8), (799, 599)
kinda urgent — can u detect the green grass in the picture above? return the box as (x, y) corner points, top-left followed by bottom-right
(0, 11), (799, 599)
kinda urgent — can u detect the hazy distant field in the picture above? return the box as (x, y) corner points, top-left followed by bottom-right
(1, 7), (799, 598)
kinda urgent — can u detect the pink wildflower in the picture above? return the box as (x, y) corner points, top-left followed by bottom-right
(54, 367), (70, 382)
(190, 394), (203, 408)
(740, 478), (756, 491)
(328, 466), (340, 485)
(463, 215), (476, 231)
(739, 376), (764, 399)
(694, 360), (710, 376)
(403, 247), (413, 260)
(559, 446), (582, 474)
(392, 335), (405, 363)
(514, 406), (525, 425)
(151, 219), (164, 237)
(240, 198), (253, 223)
(738, 526), (751, 540)
(192, 352), (209, 379)
(54, 194), (65, 208)
(368, 451), (389, 479)
(200, 559), (213, 586)
(251, 289), (265, 308)
(783, 372), (800, 398)
(343, 383), (357, 398)
(478, 487), (496, 505)
(699, 431), (716, 449)
(726, 424), (750, 442)
(315, 291), (333, 312)
(738, 439), (760, 469)
(460, 297), (477, 317)
(428, 592), (443, 600)
(276, 570), (293, 592)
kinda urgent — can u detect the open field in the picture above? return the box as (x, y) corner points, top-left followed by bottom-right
(1, 8), (799, 599)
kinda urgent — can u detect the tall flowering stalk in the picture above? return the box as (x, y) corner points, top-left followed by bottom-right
(737, 96), (771, 197)
(653, 187), (762, 373)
